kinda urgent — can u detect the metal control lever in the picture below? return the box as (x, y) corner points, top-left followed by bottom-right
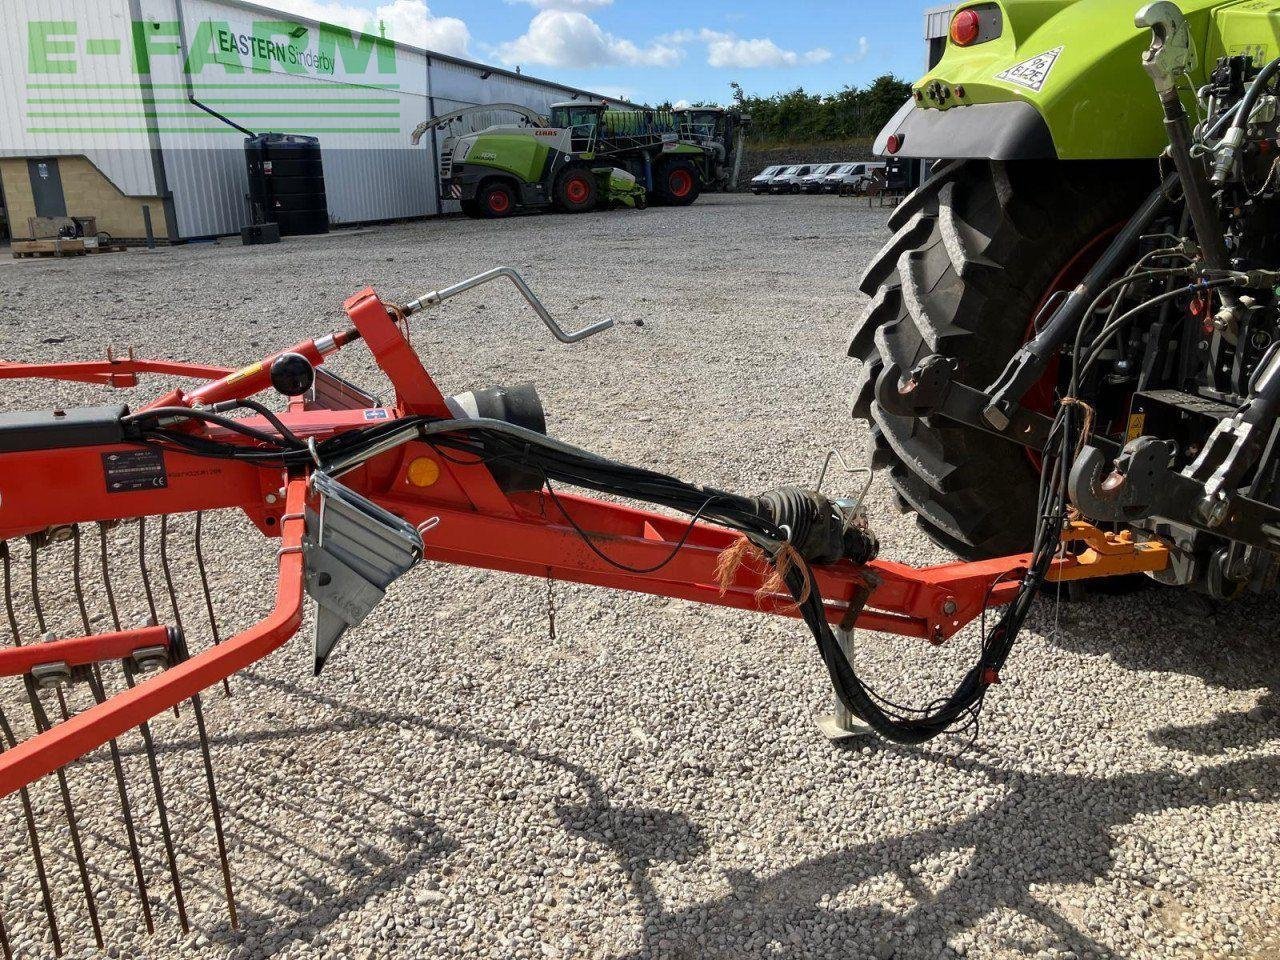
(402, 267), (614, 344)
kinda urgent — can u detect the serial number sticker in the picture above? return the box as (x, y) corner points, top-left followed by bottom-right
(364, 408), (391, 421)
(995, 46), (1064, 93)
(103, 449), (168, 493)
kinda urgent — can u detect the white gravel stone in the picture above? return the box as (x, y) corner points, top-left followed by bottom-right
(0, 195), (1277, 960)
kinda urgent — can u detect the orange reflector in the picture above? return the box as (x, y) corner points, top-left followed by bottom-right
(407, 457), (441, 488)
(951, 8), (981, 46)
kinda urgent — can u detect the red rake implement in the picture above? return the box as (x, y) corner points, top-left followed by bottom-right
(0, 270), (1168, 951)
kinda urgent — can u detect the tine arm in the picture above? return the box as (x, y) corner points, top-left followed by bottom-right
(0, 479), (309, 800)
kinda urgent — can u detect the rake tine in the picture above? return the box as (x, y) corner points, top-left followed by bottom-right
(158, 516), (185, 636)
(84, 667), (156, 935)
(189, 690), (238, 929)
(0, 904), (10, 960)
(26, 536), (46, 636)
(23, 676), (103, 949)
(136, 518), (159, 627)
(121, 659), (189, 934)
(27, 540), (70, 723)
(70, 527), (92, 636)
(69, 525), (154, 930)
(171, 632), (237, 929)
(98, 524), (122, 633)
(0, 543), (21, 646)
(0, 708), (62, 957)
(193, 513), (231, 697)
(137, 518), (178, 718)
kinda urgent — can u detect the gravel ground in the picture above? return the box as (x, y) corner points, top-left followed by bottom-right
(0, 193), (1278, 960)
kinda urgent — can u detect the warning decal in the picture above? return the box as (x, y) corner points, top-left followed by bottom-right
(995, 46), (1064, 92)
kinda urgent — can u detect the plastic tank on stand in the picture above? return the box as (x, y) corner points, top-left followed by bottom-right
(244, 134), (330, 236)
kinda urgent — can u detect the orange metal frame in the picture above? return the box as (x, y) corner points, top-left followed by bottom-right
(0, 288), (1166, 799)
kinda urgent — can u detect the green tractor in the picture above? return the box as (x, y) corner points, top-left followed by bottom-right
(411, 100), (743, 218)
(854, 0), (1280, 600)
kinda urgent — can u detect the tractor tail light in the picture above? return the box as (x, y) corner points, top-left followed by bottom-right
(950, 9), (982, 46)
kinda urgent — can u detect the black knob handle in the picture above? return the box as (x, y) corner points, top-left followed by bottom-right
(270, 352), (315, 397)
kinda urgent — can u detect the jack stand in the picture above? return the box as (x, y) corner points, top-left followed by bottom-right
(814, 627), (876, 742)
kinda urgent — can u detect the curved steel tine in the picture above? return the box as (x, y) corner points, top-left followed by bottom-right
(27, 540), (70, 722)
(26, 537), (46, 636)
(98, 525), (121, 633)
(0, 543), (21, 646)
(0, 708), (61, 957)
(169, 632), (237, 929)
(23, 676), (102, 949)
(70, 527), (91, 636)
(84, 666), (155, 935)
(194, 512), (231, 697)
(144, 518), (178, 719)
(121, 659), (189, 934)
(189, 689), (238, 929)
(137, 518), (159, 627)
(158, 516), (184, 635)
(70, 525), (156, 931)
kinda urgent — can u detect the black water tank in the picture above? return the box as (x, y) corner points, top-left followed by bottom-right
(245, 133), (329, 236)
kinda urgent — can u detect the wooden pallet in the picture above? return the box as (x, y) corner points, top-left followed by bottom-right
(12, 239), (128, 260)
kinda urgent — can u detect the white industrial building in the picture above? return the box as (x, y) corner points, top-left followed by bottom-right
(0, 0), (634, 242)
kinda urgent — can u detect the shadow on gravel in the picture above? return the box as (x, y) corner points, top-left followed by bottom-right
(599, 751), (1280, 960)
(1040, 587), (1280, 755)
(188, 672), (1280, 960)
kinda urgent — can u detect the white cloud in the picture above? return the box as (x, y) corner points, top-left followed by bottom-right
(496, 10), (682, 68)
(672, 99), (690, 109)
(847, 36), (871, 63)
(699, 29), (830, 68)
(508, 0), (613, 8)
(265, 0), (471, 56)
(590, 85), (635, 102)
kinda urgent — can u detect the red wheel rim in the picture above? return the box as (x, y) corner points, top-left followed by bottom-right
(566, 177), (590, 204)
(1023, 221), (1125, 468)
(669, 169), (693, 197)
(488, 190), (511, 214)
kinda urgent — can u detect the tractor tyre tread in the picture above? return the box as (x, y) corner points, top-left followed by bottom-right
(849, 159), (1152, 559)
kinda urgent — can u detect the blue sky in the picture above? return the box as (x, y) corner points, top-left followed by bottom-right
(270, 1), (929, 105)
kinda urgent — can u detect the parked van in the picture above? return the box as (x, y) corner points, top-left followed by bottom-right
(769, 164), (816, 194)
(835, 162), (887, 195)
(748, 166), (787, 194)
(799, 163), (849, 193)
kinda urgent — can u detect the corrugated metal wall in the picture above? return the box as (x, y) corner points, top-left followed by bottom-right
(137, 0), (437, 237)
(3, 0), (630, 238)
(925, 5), (958, 40)
(1, 0), (160, 197)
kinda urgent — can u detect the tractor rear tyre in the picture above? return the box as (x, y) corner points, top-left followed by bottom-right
(460, 198), (482, 218)
(478, 182), (517, 219)
(849, 159), (1151, 559)
(554, 168), (598, 213)
(655, 160), (701, 206)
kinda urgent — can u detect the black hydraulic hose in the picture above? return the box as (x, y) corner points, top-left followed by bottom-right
(1230, 56), (1280, 133)
(1079, 278), (1237, 377)
(125, 407), (303, 450)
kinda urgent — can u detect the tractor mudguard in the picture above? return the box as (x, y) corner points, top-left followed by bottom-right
(879, 0), (1241, 161)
